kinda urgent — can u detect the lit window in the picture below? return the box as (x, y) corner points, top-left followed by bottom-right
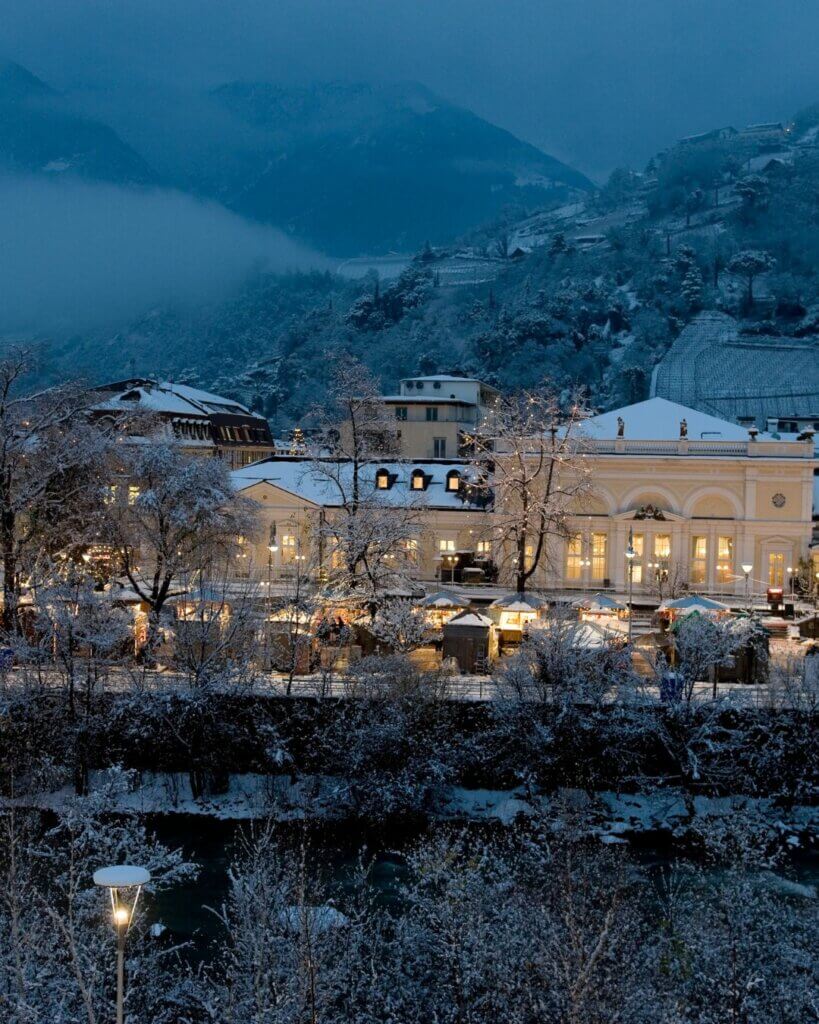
(477, 539), (492, 556)
(653, 534), (671, 562)
(375, 469), (390, 490)
(405, 538), (419, 562)
(281, 533), (297, 565)
(631, 533), (644, 584)
(591, 532), (607, 581)
(768, 552), (785, 587)
(446, 471), (460, 492)
(439, 538), (456, 553)
(566, 533), (583, 580)
(716, 536), (733, 583)
(128, 485), (140, 505)
(104, 485), (118, 506)
(691, 536), (707, 585)
(411, 470), (427, 491)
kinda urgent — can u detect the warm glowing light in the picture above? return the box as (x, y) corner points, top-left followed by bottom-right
(114, 907), (130, 926)
(741, 563), (753, 575)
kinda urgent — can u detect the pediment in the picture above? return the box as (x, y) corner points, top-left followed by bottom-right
(613, 505), (686, 523)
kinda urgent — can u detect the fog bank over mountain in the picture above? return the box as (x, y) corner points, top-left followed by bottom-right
(0, 174), (322, 334)
(5, 0), (819, 177)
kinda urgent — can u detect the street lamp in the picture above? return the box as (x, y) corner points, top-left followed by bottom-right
(741, 562), (753, 612)
(93, 865), (151, 1024)
(625, 529), (635, 644)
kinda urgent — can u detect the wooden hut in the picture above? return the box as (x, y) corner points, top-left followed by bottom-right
(442, 611), (497, 673)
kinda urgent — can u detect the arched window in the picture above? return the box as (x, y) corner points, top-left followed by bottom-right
(411, 469), (428, 491)
(375, 468), (391, 490)
(446, 470), (461, 492)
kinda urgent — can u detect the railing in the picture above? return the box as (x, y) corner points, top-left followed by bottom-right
(591, 438), (813, 458)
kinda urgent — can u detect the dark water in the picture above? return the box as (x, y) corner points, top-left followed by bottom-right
(147, 814), (819, 961)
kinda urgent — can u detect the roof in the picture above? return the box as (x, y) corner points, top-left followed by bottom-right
(581, 397), (752, 442)
(573, 593), (626, 612)
(95, 378), (264, 421)
(658, 594), (731, 613)
(421, 590), (471, 609)
(444, 611), (493, 628)
(651, 312), (819, 426)
(490, 593), (546, 610)
(231, 457), (489, 510)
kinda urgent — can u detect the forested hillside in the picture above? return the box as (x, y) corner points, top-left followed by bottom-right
(40, 104), (819, 428)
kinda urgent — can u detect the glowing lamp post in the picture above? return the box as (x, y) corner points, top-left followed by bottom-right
(741, 563), (753, 612)
(93, 865), (151, 1024)
(625, 529), (635, 644)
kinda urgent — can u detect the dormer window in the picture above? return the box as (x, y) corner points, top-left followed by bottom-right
(375, 468), (392, 490)
(446, 470), (461, 492)
(411, 469), (428, 491)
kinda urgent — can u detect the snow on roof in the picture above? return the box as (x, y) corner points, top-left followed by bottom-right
(421, 590), (471, 608)
(444, 611), (493, 628)
(231, 458), (488, 510)
(573, 592), (626, 612)
(490, 593), (546, 610)
(96, 379), (261, 420)
(401, 374), (482, 383)
(582, 397), (753, 442)
(658, 594), (731, 613)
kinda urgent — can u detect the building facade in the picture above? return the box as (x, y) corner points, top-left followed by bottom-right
(93, 378), (275, 469)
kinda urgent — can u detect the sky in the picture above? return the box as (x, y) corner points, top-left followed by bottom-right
(4, 0), (819, 179)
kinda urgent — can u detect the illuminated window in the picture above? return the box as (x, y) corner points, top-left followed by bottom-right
(768, 552), (785, 587)
(630, 533), (644, 584)
(566, 533), (583, 581)
(690, 536), (707, 585)
(591, 532), (607, 581)
(477, 539), (492, 556)
(405, 538), (419, 562)
(281, 533), (297, 565)
(525, 543), (535, 571)
(411, 470), (427, 491)
(716, 536), (733, 583)
(446, 470), (460, 492)
(128, 485), (140, 505)
(439, 538), (456, 553)
(653, 534), (671, 562)
(104, 485), (118, 505)
(375, 469), (390, 490)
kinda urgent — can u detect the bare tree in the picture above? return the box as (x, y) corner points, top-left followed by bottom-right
(0, 349), (111, 634)
(100, 440), (257, 657)
(310, 360), (419, 609)
(465, 387), (591, 593)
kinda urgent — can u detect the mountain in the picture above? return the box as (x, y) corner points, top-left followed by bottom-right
(0, 60), (156, 185)
(210, 81), (593, 255)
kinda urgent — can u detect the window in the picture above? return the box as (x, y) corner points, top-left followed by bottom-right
(439, 538), (456, 553)
(690, 536), (707, 585)
(630, 533), (644, 584)
(375, 469), (390, 490)
(591, 532), (607, 581)
(446, 470), (460, 492)
(104, 485), (118, 506)
(433, 437), (447, 458)
(411, 470), (427, 491)
(768, 552), (785, 588)
(425, 406), (439, 422)
(477, 539), (492, 556)
(716, 536), (733, 583)
(395, 406), (407, 421)
(566, 533), (583, 581)
(128, 485), (140, 506)
(653, 534), (671, 563)
(281, 533), (297, 565)
(405, 538), (419, 562)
